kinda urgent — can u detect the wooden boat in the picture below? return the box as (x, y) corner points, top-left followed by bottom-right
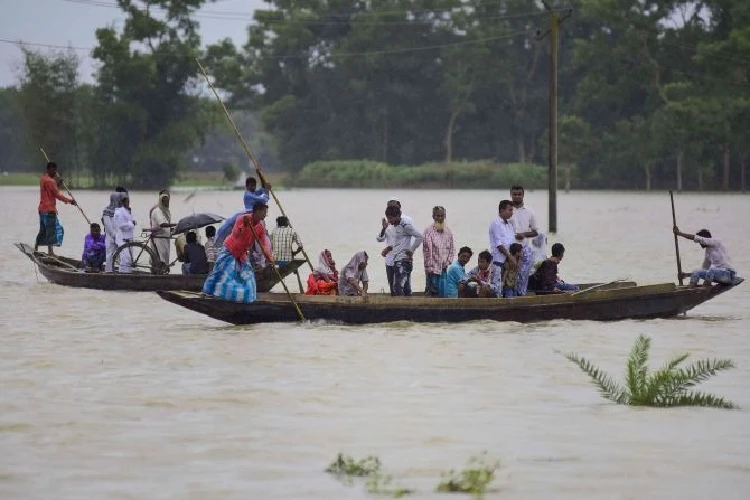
(156, 279), (743, 325)
(15, 242), (306, 293)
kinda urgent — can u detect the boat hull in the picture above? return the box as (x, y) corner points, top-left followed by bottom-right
(157, 281), (741, 325)
(15, 242), (306, 293)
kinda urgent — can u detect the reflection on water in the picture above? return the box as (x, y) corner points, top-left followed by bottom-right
(1, 187), (749, 499)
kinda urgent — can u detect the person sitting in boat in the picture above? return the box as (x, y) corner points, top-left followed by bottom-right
(465, 250), (502, 298)
(528, 243), (578, 293)
(444, 246), (473, 298)
(339, 251), (369, 297)
(181, 231), (209, 275)
(243, 176), (271, 211)
(102, 187), (128, 272)
(503, 243), (525, 297)
(305, 249), (339, 295)
(673, 226), (742, 286)
(204, 225), (218, 270)
(114, 195), (136, 273)
(82, 223), (106, 272)
(270, 216), (303, 266)
(202, 201), (273, 303)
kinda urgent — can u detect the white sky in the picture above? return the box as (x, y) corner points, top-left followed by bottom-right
(0, 0), (266, 87)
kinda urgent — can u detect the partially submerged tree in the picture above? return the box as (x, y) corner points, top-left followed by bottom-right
(563, 334), (736, 409)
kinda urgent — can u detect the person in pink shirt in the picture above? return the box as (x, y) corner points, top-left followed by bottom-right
(422, 206), (455, 297)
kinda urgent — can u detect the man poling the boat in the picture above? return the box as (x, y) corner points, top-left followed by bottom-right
(202, 201), (273, 303)
(35, 161), (77, 256)
(673, 226), (743, 287)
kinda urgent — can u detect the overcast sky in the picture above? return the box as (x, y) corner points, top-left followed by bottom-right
(0, 0), (266, 87)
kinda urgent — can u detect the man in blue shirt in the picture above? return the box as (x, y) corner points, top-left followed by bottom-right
(444, 246), (473, 298)
(243, 176), (270, 210)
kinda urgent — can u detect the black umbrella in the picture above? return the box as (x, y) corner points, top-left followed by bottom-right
(173, 213), (225, 235)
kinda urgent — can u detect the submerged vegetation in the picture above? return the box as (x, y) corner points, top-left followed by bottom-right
(325, 453), (499, 498)
(436, 453), (499, 497)
(563, 334), (736, 409)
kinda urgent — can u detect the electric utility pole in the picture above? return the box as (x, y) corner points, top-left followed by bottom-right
(536, 2), (571, 234)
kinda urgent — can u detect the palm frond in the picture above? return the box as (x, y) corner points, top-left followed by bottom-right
(656, 358), (736, 399)
(660, 390), (737, 409)
(662, 352), (690, 372)
(564, 352), (629, 404)
(625, 334), (650, 397)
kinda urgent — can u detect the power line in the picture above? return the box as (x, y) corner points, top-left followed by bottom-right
(60, 0), (555, 26)
(0, 31), (530, 60)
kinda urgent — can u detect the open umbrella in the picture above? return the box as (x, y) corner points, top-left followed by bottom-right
(173, 213), (225, 235)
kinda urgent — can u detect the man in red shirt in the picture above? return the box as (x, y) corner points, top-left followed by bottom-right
(35, 161), (76, 255)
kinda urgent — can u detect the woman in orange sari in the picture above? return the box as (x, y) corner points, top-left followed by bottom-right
(305, 249), (339, 295)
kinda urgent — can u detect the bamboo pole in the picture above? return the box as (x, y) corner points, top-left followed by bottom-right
(669, 190), (684, 285)
(195, 58), (314, 274)
(39, 146), (92, 225)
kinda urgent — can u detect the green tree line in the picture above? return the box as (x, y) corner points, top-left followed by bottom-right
(1, 0), (749, 191)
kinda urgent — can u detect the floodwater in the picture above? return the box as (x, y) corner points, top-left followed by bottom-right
(1, 186), (749, 499)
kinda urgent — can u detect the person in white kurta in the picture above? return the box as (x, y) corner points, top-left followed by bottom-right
(114, 197), (136, 273)
(149, 191), (172, 269)
(102, 189), (127, 272)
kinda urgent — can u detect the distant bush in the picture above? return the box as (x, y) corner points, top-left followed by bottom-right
(291, 160), (548, 189)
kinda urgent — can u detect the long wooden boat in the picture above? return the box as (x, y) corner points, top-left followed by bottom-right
(156, 279), (743, 325)
(15, 242), (306, 293)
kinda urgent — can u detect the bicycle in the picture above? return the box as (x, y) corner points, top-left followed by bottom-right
(113, 225), (176, 275)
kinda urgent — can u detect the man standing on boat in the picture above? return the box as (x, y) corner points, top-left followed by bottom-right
(376, 197), (414, 295)
(509, 185), (539, 295)
(422, 206), (455, 297)
(149, 190), (173, 270)
(383, 205), (423, 296)
(34, 161), (76, 256)
(243, 176), (270, 210)
(489, 199), (517, 280)
(673, 227), (742, 286)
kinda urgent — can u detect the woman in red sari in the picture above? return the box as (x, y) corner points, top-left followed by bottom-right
(305, 249), (339, 295)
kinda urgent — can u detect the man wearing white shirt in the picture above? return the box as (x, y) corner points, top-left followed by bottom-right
(510, 185), (539, 295)
(383, 205), (423, 296)
(488, 199), (517, 278)
(674, 227), (742, 286)
(377, 197), (413, 295)
(113, 195), (137, 273)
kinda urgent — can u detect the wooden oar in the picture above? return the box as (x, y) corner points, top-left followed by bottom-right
(669, 190), (684, 285)
(39, 147), (92, 225)
(195, 58), (315, 274)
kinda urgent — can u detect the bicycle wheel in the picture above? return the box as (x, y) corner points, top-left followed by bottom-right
(113, 242), (159, 274)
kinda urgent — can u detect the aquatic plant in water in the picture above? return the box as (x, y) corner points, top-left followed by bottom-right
(563, 334), (736, 408)
(436, 453), (499, 497)
(326, 454), (413, 497)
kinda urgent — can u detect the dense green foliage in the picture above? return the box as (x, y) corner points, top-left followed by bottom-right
(4, 0), (750, 190)
(564, 334), (736, 408)
(293, 160), (547, 188)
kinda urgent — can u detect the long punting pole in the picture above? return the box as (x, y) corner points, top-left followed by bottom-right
(195, 58), (314, 274)
(669, 190), (684, 285)
(39, 146), (92, 225)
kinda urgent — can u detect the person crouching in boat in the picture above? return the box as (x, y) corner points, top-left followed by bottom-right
(465, 250), (502, 298)
(339, 251), (369, 297)
(202, 201), (272, 303)
(305, 249), (339, 295)
(82, 223), (107, 272)
(673, 227), (742, 286)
